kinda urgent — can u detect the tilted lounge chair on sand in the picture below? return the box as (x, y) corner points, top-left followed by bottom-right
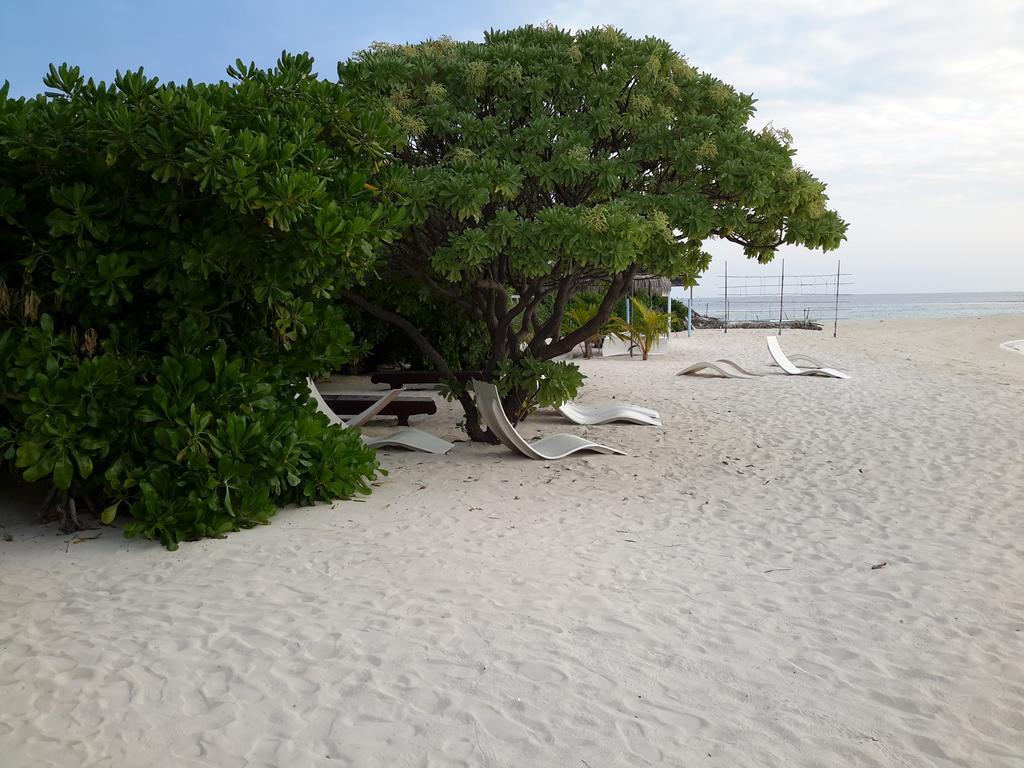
(308, 378), (401, 428)
(677, 359), (761, 379)
(472, 380), (626, 459)
(307, 379), (454, 454)
(556, 401), (662, 426)
(766, 336), (850, 379)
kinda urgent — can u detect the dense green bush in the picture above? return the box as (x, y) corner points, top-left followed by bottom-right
(494, 356), (586, 423)
(0, 54), (406, 546)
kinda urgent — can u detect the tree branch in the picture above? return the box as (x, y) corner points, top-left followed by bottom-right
(541, 266), (637, 358)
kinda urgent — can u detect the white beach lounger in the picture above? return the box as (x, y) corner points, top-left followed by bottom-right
(766, 350), (829, 368)
(677, 360), (758, 379)
(557, 401), (662, 426)
(473, 380), (626, 459)
(766, 337), (850, 379)
(780, 353), (828, 369)
(307, 378), (401, 428)
(307, 378), (454, 454)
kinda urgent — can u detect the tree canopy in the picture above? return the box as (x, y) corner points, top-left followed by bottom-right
(339, 25), (847, 437)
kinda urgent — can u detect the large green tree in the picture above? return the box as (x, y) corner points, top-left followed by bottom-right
(340, 25), (847, 439)
(0, 54), (405, 545)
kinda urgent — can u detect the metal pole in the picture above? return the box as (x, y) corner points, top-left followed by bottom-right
(724, 261), (728, 334)
(666, 291), (672, 336)
(624, 290), (631, 357)
(833, 259), (841, 338)
(687, 284), (693, 338)
(626, 289), (633, 357)
(778, 258), (785, 335)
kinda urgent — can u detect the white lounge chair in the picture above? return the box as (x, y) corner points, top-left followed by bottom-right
(307, 378), (401, 428)
(307, 378), (454, 454)
(767, 350), (829, 368)
(473, 380), (626, 459)
(766, 336), (849, 379)
(677, 360), (759, 379)
(557, 401), (662, 426)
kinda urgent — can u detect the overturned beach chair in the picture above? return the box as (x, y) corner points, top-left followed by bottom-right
(556, 401), (661, 426)
(308, 378), (401, 427)
(307, 378), (454, 454)
(320, 391), (437, 426)
(473, 380), (626, 459)
(677, 359), (761, 379)
(766, 336), (849, 379)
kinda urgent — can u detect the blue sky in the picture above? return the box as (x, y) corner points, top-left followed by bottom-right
(3, 1), (1022, 294)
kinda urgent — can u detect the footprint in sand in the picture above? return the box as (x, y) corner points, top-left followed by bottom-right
(515, 660), (568, 683)
(406, 687), (451, 715)
(616, 719), (663, 762)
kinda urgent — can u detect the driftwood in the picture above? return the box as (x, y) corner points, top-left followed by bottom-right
(687, 309), (822, 331)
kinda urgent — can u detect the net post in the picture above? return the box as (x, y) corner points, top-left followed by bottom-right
(724, 261), (728, 334)
(778, 259), (785, 334)
(833, 260), (841, 338)
(687, 284), (693, 338)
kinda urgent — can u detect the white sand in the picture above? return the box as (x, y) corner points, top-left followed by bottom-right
(2, 315), (1023, 767)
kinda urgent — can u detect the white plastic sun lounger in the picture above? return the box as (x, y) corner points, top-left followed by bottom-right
(307, 379), (454, 454)
(556, 401), (662, 426)
(677, 360), (759, 379)
(307, 378), (401, 428)
(777, 353), (828, 368)
(473, 380), (626, 459)
(766, 348), (829, 368)
(766, 336), (849, 379)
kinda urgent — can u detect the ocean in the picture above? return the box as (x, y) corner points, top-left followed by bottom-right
(678, 291), (1024, 323)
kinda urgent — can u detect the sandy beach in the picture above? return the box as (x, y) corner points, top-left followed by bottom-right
(1, 314), (1022, 768)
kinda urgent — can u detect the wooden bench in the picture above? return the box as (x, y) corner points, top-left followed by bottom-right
(370, 370), (484, 389)
(321, 394), (437, 426)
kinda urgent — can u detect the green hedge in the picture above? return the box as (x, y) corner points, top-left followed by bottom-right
(0, 54), (406, 547)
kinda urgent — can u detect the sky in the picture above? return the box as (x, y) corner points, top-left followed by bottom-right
(2, 0), (1022, 295)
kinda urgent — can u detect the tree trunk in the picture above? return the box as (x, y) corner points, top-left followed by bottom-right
(456, 388), (493, 443)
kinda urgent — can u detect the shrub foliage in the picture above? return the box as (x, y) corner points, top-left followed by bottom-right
(0, 55), (405, 547)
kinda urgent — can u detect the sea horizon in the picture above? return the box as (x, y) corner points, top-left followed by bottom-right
(675, 290), (1024, 323)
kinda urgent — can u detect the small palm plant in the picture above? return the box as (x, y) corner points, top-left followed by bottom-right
(609, 297), (669, 360)
(563, 297), (612, 359)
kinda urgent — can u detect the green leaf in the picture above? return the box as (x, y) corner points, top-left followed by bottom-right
(14, 442), (44, 468)
(74, 451), (94, 479)
(53, 455), (73, 490)
(101, 503), (118, 524)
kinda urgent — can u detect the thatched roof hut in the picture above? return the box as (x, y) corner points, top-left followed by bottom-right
(575, 274), (674, 297)
(628, 275), (672, 295)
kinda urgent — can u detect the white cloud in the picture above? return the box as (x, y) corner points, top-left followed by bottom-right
(541, 0), (1024, 291)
